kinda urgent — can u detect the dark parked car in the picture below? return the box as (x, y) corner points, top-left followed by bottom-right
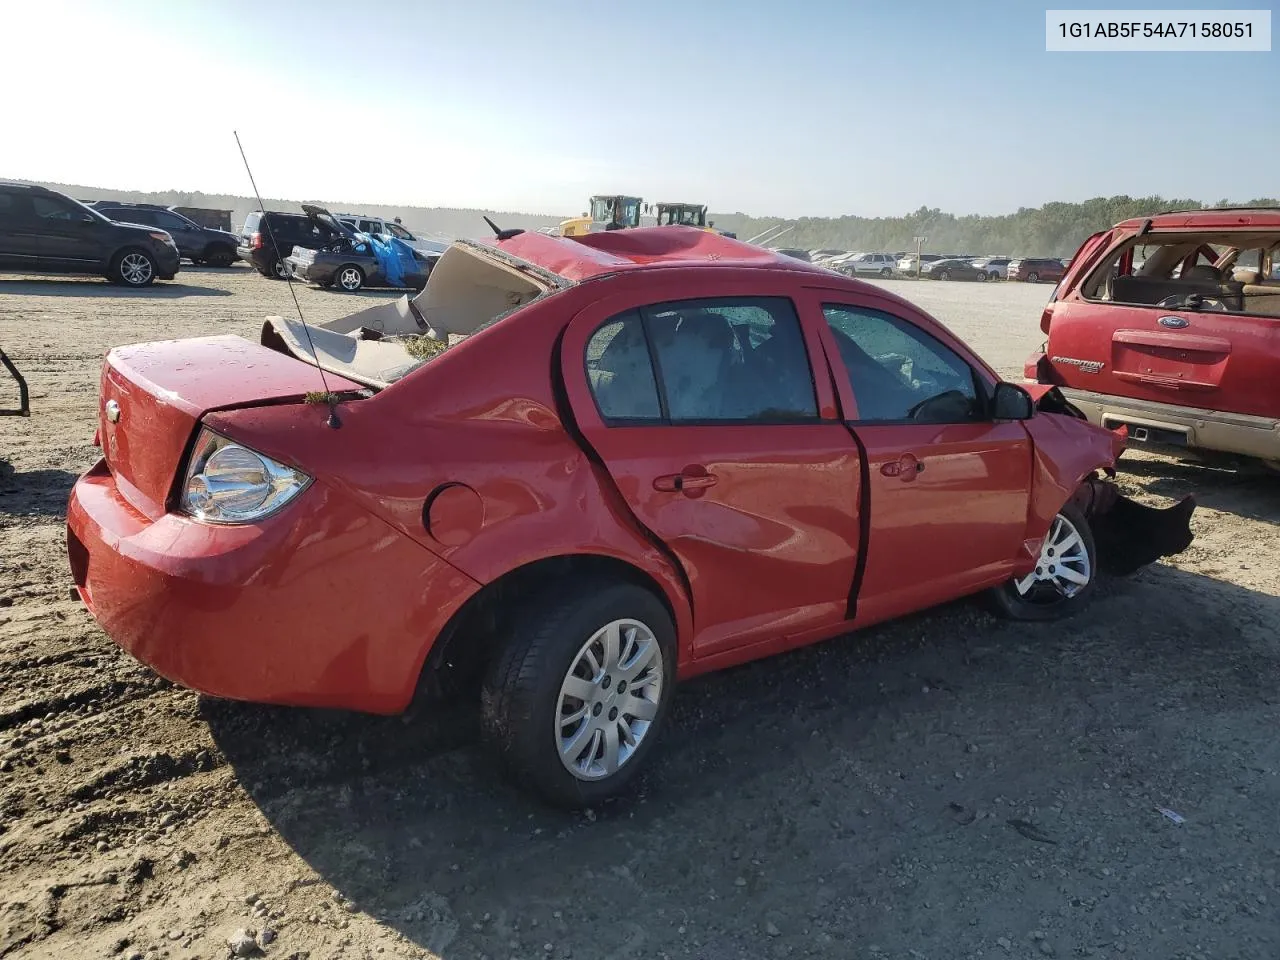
(922, 258), (988, 281)
(237, 211), (339, 279)
(284, 205), (436, 292)
(0, 182), (180, 287)
(90, 202), (240, 267)
(1008, 258), (1065, 283)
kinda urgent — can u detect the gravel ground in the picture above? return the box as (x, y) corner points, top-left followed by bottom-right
(1, 268), (1278, 960)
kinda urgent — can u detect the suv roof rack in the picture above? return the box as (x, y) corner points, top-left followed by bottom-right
(1156, 205), (1280, 215)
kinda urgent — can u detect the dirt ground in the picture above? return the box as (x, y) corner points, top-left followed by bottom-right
(1, 267), (1278, 960)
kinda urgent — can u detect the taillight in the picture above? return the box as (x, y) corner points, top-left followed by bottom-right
(250, 232), (263, 250)
(1039, 303), (1056, 335)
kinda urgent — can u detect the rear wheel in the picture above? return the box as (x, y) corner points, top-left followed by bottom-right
(879, 267), (892, 277)
(204, 246), (235, 268)
(940, 269), (952, 281)
(109, 248), (157, 287)
(989, 503), (1096, 621)
(335, 265), (365, 292)
(481, 580), (676, 807)
(1027, 271), (1041, 282)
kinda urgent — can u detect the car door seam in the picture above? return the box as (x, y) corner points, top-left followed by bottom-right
(549, 324), (695, 608)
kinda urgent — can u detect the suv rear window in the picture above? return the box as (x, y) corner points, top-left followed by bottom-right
(242, 213), (261, 233)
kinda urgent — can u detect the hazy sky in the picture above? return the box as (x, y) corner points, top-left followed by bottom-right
(3, 0), (1275, 217)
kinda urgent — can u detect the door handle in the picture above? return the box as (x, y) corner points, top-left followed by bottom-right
(880, 454), (924, 481)
(653, 468), (718, 495)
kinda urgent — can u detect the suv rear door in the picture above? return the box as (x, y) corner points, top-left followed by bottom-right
(1047, 232), (1280, 418)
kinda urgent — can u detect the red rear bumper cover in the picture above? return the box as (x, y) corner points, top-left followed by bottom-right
(66, 459), (481, 714)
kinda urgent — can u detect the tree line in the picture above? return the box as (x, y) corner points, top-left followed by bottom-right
(710, 195), (1280, 258)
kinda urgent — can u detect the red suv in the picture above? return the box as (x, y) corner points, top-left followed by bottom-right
(1007, 258), (1065, 283)
(1025, 207), (1280, 469)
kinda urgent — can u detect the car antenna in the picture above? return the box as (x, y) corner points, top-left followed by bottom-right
(482, 215), (525, 241)
(233, 131), (341, 429)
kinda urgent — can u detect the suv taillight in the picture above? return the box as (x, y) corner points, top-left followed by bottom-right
(1039, 303), (1056, 335)
(250, 232), (263, 250)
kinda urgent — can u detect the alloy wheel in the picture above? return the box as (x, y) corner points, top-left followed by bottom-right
(119, 253), (153, 285)
(555, 618), (664, 781)
(1014, 513), (1092, 601)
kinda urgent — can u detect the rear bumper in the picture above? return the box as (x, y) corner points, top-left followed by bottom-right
(67, 459), (481, 713)
(284, 258), (330, 284)
(1043, 386), (1280, 463)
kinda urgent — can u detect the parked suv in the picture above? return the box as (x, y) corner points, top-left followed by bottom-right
(0, 183), (180, 286)
(332, 213), (449, 256)
(1024, 208), (1280, 469)
(237, 211), (339, 279)
(90, 202), (240, 267)
(831, 252), (896, 277)
(1007, 258), (1065, 283)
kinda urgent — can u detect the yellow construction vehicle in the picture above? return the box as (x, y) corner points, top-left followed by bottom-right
(654, 202), (736, 238)
(558, 195), (645, 237)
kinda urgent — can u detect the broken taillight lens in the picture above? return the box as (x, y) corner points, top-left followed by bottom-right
(1039, 303), (1056, 334)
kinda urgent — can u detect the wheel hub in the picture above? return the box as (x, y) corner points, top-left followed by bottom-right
(555, 619), (663, 782)
(1014, 513), (1091, 601)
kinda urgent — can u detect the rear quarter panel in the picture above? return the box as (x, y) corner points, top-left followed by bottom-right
(206, 288), (695, 651)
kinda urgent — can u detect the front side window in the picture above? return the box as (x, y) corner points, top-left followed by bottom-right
(822, 304), (981, 423)
(31, 196), (80, 221)
(386, 223), (415, 241)
(359, 220), (381, 234)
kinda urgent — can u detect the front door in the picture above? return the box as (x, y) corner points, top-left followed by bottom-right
(561, 291), (863, 659)
(28, 194), (103, 270)
(813, 297), (1032, 626)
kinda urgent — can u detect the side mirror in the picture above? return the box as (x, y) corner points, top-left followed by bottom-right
(992, 382), (1035, 420)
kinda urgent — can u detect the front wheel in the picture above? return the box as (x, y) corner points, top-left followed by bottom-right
(481, 581), (676, 807)
(204, 246), (235, 268)
(989, 503), (1097, 621)
(940, 270), (952, 281)
(110, 249), (157, 287)
(1027, 271), (1041, 283)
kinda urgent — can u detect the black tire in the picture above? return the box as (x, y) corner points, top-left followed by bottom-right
(988, 502), (1097, 621)
(108, 248), (157, 287)
(269, 258), (289, 280)
(334, 264), (364, 292)
(977, 271), (988, 281)
(940, 269), (952, 281)
(1027, 271), (1040, 283)
(481, 580), (677, 808)
(879, 267), (892, 277)
(204, 246), (235, 268)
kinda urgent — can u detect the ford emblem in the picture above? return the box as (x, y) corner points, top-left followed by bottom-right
(105, 399), (121, 423)
(1158, 316), (1189, 329)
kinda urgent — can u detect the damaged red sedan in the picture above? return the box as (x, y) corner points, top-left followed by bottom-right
(66, 227), (1195, 806)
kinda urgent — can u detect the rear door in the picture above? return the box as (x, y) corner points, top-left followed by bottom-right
(560, 284), (862, 660)
(0, 189), (41, 270)
(808, 292), (1032, 626)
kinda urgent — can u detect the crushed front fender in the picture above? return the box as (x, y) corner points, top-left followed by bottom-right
(1072, 476), (1196, 576)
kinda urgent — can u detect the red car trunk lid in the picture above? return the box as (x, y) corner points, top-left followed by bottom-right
(98, 335), (361, 519)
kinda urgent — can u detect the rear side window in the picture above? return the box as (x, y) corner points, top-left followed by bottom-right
(585, 312), (662, 421)
(31, 196), (79, 220)
(822, 304), (981, 423)
(0, 192), (15, 216)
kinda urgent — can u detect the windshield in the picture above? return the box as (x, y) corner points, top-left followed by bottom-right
(387, 223), (416, 241)
(591, 197), (640, 227)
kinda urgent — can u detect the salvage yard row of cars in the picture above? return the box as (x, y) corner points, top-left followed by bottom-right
(796, 248), (1070, 283)
(0, 181), (445, 293)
